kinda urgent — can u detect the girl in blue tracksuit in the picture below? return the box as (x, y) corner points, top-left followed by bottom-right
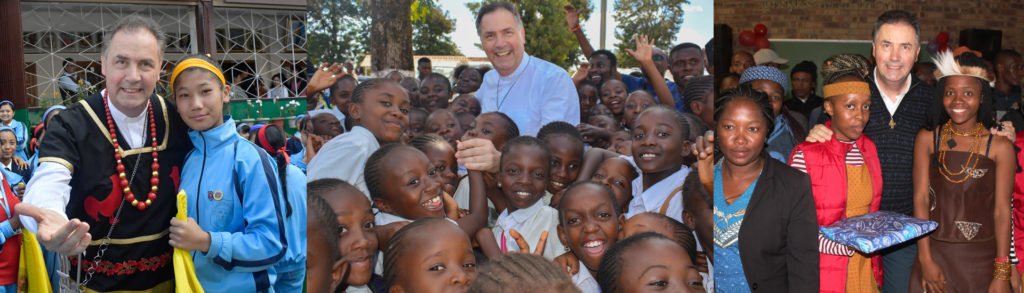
(0, 101), (28, 161)
(254, 123), (307, 293)
(168, 56), (286, 292)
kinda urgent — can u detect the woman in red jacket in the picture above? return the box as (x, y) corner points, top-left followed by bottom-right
(789, 54), (882, 292)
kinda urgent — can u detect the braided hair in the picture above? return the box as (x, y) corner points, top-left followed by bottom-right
(469, 253), (581, 293)
(536, 121), (583, 143)
(363, 143), (412, 201)
(634, 212), (698, 263)
(558, 181), (620, 222)
(820, 53), (871, 85)
(260, 124), (294, 217)
(383, 218), (463, 290)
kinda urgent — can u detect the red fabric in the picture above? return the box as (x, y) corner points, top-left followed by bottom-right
(0, 175), (21, 285)
(1011, 131), (1024, 273)
(789, 121), (884, 292)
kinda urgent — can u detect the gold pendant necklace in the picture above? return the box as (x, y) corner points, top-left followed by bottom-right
(889, 117), (896, 129)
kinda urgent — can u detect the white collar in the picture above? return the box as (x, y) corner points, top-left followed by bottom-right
(375, 212), (411, 226)
(872, 68), (911, 103)
(103, 89), (150, 149)
(633, 166), (690, 208)
(498, 53), (532, 81)
(0, 121), (11, 127)
(497, 197), (545, 229)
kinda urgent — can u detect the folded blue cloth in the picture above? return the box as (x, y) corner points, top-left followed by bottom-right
(819, 211), (938, 254)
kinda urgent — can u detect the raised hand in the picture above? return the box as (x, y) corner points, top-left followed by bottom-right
(455, 139), (501, 173)
(692, 130), (714, 194)
(304, 62), (345, 96)
(562, 4), (580, 29)
(625, 34), (655, 64)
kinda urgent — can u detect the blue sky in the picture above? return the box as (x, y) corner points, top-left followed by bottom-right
(437, 0), (713, 59)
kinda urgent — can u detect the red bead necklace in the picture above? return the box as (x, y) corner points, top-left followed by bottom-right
(103, 92), (160, 211)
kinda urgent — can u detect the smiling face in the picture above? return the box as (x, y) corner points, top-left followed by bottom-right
(872, 22), (920, 86)
(824, 90), (871, 142)
(749, 79), (784, 117)
(624, 91), (657, 128)
(420, 77), (452, 112)
(0, 131), (15, 162)
(427, 111), (462, 148)
(102, 30), (162, 117)
(942, 75), (982, 126)
(312, 112), (344, 139)
(670, 48), (705, 84)
(423, 142), (459, 195)
(173, 69), (229, 131)
(589, 54), (614, 85)
(717, 99), (769, 168)
(456, 69), (483, 94)
(374, 147), (445, 219)
(601, 80), (628, 117)
(391, 222), (476, 293)
(450, 95), (481, 115)
(325, 187), (379, 286)
(499, 144), (549, 212)
(631, 109), (687, 177)
(544, 135), (583, 195)
(0, 104), (13, 124)
(350, 83), (410, 144)
(616, 237), (703, 292)
(557, 184), (620, 273)
(479, 9), (525, 76)
(331, 79), (357, 115)
(591, 157), (637, 214)
(462, 112), (511, 149)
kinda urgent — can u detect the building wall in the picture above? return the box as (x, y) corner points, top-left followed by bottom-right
(715, 0), (1024, 53)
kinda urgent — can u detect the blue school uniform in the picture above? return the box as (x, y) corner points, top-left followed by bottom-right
(3, 120), (28, 161)
(181, 116), (286, 292)
(273, 163), (307, 293)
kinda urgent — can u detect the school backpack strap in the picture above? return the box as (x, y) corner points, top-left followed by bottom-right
(659, 186), (683, 216)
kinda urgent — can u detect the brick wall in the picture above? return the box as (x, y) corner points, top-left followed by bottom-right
(715, 0), (1024, 54)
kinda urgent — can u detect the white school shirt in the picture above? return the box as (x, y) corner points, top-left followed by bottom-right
(624, 166), (689, 223)
(21, 92), (147, 232)
(306, 126), (378, 199)
(571, 260), (601, 293)
(493, 199), (566, 260)
(477, 54), (580, 136)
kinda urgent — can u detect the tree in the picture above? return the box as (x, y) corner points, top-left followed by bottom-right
(412, 0), (461, 56)
(306, 0), (370, 65)
(467, 0), (592, 69)
(370, 0), (415, 72)
(613, 0), (688, 69)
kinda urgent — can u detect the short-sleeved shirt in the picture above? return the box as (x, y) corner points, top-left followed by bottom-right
(477, 54), (580, 136)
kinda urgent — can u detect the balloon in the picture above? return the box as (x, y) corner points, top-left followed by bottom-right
(754, 37), (771, 50)
(926, 41), (938, 55)
(936, 32), (950, 44)
(754, 24), (768, 38)
(739, 30), (755, 47)
(938, 43), (950, 53)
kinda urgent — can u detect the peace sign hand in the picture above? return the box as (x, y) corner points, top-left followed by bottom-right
(509, 229), (548, 256)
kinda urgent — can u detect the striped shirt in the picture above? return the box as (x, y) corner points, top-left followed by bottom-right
(791, 140), (862, 256)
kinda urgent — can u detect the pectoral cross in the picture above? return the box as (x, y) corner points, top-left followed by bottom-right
(889, 117), (895, 129)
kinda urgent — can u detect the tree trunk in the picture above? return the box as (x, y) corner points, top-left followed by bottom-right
(370, 0), (414, 74)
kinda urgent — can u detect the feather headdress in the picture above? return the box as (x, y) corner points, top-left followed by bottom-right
(932, 49), (994, 86)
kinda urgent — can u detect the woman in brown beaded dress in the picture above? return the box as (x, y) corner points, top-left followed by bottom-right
(910, 50), (1015, 293)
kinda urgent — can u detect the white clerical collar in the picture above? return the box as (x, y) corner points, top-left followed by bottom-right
(103, 89), (150, 149)
(499, 53), (532, 81)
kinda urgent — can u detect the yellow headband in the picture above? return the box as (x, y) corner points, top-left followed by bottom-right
(823, 81), (870, 98)
(169, 58), (226, 89)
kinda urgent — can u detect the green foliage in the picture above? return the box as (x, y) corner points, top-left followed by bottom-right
(613, 0), (688, 69)
(306, 0), (371, 64)
(467, 0), (592, 69)
(412, 0), (461, 56)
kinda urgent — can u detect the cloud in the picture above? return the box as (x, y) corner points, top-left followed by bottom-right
(683, 5), (703, 13)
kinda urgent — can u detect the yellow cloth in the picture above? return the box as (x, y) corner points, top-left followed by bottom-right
(844, 164), (880, 293)
(173, 189), (204, 293)
(18, 230), (50, 293)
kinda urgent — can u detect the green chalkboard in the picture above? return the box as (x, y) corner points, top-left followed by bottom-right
(766, 39), (935, 96)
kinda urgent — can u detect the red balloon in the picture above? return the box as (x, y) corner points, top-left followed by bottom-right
(938, 43), (950, 53)
(754, 37), (771, 49)
(936, 32), (950, 44)
(739, 30), (755, 47)
(754, 24), (768, 38)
